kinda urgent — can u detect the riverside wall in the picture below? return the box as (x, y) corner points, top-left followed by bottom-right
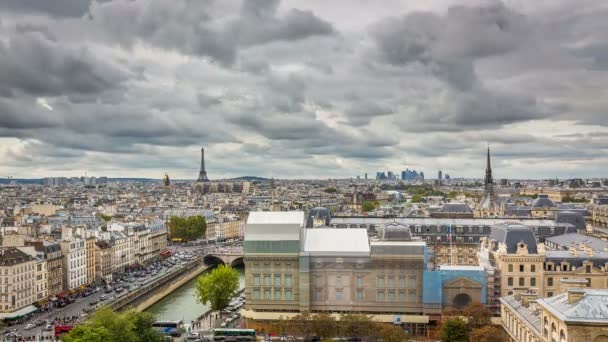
(111, 259), (211, 312)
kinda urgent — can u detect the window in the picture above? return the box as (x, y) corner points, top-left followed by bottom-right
(314, 289), (322, 301)
(530, 277), (536, 287)
(586, 265), (591, 273)
(264, 289), (271, 300)
(357, 291), (363, 301)
(409, 276), (416, 288)
(253, 289), (260, 300)
(399, 276), (405, 288)
(586, 278), (591, 287)
(388, 277), (394, 288)
(377, 276), (385, 288)
(336, 290), (342, 301)
(336, 276), (342, 285)
(548, 277), (553, 287)
(264, 275), (271, 286)
(508, 277), (513, 286)
(274, 290), (281, 300)
(388, 291), (395, 302)
(548, 292), (553, 297)
(253, 274), (260, 285)
(357, 276), (364, 288)
(508, 264), (513, 272)
(519, 265), (525, 272)
(519, 277), (525, 286)
(409, 291), (416, 303)
(285, 275), (292, 287)
(399, 291), (405, 302)
(285, 290), (292, 300)
(274, 275), (281, 286)
(531, 265), (536, 272)
(377, 291), (385, 302)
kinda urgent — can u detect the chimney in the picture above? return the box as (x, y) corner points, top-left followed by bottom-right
(521, 292), (538, 307)
(567, 288), (586, 304)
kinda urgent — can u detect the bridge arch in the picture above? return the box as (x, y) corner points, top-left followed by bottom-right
(230, 257), (244, 267)
(203, 255), (225, 266)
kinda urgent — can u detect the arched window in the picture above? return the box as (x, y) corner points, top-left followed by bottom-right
(551, 322), (557, 342)
(543, 317), (548, 337)
(560, 329), (566, 342)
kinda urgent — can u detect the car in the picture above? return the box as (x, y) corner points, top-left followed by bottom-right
(44, 324), (53, 331)
(34, 320), (45, 327)
(24, 323), (36, 330)
(99, 294), (108, 301)
(105, 286), (113, 293)
(89, 299), (98, 306)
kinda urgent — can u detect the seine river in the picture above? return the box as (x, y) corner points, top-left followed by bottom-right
(146, 266), (245, 323)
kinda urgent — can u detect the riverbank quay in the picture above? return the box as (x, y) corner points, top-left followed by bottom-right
(112, 258), (211, 312)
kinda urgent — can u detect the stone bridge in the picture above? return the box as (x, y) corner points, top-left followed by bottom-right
(204, 247), (244, 267)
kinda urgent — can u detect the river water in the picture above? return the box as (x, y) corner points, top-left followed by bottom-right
(146, 266), (245, 323)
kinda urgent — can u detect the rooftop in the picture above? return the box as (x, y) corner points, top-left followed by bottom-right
(538, 289), (608, 323)
(303, 228), (369, 256)
(546, 233), (608, 252)
(247, 211), (304, 226)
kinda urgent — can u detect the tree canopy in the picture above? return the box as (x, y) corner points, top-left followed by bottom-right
(470, 325), (506, 342)
(194, 265), (240, 312)
(438, 317), (468, 342)
(362, 200), (378, 212)
(169, 215), (207, 241)
(62, 308), (163, 342)
(323, 187), (337, 193)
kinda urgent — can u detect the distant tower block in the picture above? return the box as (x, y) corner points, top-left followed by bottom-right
(197, 147), (209, 182)
(163, 173), (170, 187)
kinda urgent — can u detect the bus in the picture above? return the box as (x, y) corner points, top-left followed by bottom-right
(152, 320), (184, 337)
(213, 328), (256, 341)
(54, 325), (73, 337)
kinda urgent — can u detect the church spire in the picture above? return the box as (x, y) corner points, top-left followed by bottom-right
(484, 145), (493, 191)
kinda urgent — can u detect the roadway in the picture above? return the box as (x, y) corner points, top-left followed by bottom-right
(1, 240), (242, 341)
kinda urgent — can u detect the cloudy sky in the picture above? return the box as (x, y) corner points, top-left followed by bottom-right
(1, 0), (607, 180)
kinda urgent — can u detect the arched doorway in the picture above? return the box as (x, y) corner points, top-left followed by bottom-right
(594, 336), (608, 342)
(230, 257), (244, 267)
(452, 293), (472, 308)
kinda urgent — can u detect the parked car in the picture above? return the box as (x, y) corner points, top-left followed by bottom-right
(24, 323), (36, 330)
(44, 324), (53, 331)
(99, 294), (108, 301)
(89, 299), (98, 306)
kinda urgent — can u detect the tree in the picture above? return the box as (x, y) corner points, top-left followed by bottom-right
(63, 308), (163, 342)
(411, 194), (423, 203)
(323, 187), (337, 194)
(194, 265), (240, 313)
(340, 313), (374, 337)
(169, 215), (207, 241)
(448, 191), (458, 199)
(99, 214), (112, 222)
(288, 312), (313, 337)
(470, 325), (505, 342)
(439, 317), (468, 342)
(362, 201), (376, 212)
(461, 303), (492, 330)
(374, 323), (409, 342)
(311, 313), (336, 339)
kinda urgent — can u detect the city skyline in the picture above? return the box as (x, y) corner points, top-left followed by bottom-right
(2, 1), (608, 179)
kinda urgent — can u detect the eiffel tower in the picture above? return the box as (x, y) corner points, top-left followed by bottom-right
(197, 147), (209, 182)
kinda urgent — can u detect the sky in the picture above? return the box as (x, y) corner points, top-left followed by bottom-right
(1, 0), (608, 180)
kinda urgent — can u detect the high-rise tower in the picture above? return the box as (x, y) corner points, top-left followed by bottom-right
(197, 147), (209, 182)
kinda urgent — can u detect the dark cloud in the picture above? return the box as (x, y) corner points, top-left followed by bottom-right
(0, 0), (96, 17)
(0, 31), (129, 98)
(88, 0), (334, 66)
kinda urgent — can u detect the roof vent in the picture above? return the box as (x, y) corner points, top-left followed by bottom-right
(567, 288), (585, 304)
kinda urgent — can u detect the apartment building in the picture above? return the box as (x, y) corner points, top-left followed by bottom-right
(0, 248), (37, 318)
(60, 238), (87, 290)
(94, 241), (113, 283)
(85, 236), (96, 284)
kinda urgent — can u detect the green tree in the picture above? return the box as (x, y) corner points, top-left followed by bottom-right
(99, 214), (112, 222)
(411, 194), (423, 203)
(194, 265), (240, 313)
(323, 187), (337, 193)
(462, 303), (492, 330)
(312, 313), (336, 339)
(169, 215), (207, 241)
(448, 191), (458, 199)
(340, 314), (374, 337)
(439, 317), (468, 342)
(63, 308), (163, 342)
(530, 193), (539, 199)
(374, 323), (409, 342)
(362, 201), (376, 212)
